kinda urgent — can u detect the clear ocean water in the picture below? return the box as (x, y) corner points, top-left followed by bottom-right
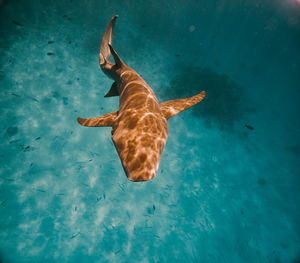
(0, 0), (299, 262)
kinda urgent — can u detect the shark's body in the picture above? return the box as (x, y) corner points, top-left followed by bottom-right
(77, 15), (205, 182)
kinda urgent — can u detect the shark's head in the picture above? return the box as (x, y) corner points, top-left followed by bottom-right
(112, 123), (168, 182)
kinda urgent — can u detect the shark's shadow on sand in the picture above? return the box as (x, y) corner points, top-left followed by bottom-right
(159, 66), (251, 130)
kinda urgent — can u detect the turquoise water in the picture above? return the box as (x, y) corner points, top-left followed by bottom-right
(0, 0), (299, 262)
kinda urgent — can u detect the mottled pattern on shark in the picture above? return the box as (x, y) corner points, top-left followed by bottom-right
(77, 15), (206, 182)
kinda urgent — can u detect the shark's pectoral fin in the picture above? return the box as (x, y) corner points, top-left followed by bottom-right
(104, 82), (119, 97)
(160, 91), (206, 120)
(77, 111), (118, 127)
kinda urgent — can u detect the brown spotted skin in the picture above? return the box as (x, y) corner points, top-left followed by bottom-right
(77, 15), (206, 182)
(111, 69), (169, 181)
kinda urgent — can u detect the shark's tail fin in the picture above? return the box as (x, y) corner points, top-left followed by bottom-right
(99, 15), (125, 80)
(99, 15), (118, 66)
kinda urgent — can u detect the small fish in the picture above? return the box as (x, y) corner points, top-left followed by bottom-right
(147, 205), (155, 215)
(4, 178), (14, 182)
(257, 178), (266, 186)
(23, 145), (31, 152)
(0, 199), (7, 206)
(63, 97), (69, 105)
(48, 40), (54, 44)
(12, 20), (23, 26)
(11, 92), (20, 97)
(28, 96), (39, 102)
(245, 124), (254, 130)
(126, 211), (130, 218)
(70, 232), (80, 239)
(47, 52), (55, 56)
(9, 139), (20, 144)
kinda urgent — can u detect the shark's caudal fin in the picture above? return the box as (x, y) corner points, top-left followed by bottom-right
(99, 15), (118, 65)
(77, 111), (118, 127)
(99, 15), (125, 98)
(160, 91), (206, 120)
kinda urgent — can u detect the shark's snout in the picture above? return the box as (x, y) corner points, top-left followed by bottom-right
(127, 172), (155, 182)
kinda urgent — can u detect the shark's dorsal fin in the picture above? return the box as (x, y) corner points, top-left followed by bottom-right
(104, 82), (119, 97)
(77, 111), (118, 127)
(160, 91), (206, 120)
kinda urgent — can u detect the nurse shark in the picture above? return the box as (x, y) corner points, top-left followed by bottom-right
(77, 15), (206, 182)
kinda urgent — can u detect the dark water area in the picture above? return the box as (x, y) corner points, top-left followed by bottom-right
(0, 0), (299, 262)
